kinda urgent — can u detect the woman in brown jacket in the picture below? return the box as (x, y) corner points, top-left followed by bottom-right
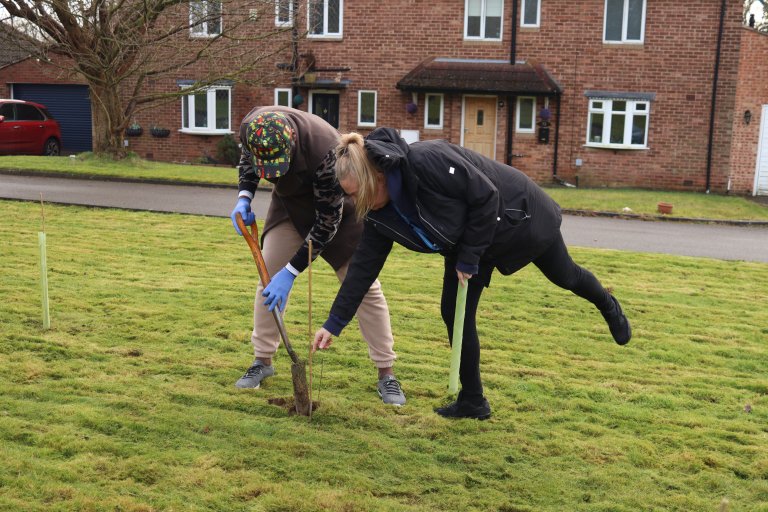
(230, 107), (405, 406)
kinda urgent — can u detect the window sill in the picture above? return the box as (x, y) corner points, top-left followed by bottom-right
(424, 126), (444, 130)
(584, 143), (648, 150)
(357, 124), (376, 129)
(307, 34), (343, 41)
(602, 41), (644, 48)
(180, 129), (234, 136)
(189, 33), (221, 39)
(462, 37), (503, 43)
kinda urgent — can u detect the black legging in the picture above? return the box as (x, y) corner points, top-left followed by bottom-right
(440, 232), (613, 400)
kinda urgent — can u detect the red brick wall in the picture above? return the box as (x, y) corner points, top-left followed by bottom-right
(512, 0), (745, 191)
(729, 27), (768, 194)
(1, 0), (761, 193)
(293, 0), (751, 192)
(0, 54), (86, 95)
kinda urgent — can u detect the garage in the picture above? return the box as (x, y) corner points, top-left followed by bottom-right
(12, 83), (92, 153)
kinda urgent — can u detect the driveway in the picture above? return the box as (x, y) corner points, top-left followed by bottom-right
(1, 173), (767, 263)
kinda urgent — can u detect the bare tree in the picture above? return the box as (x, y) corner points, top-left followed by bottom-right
(0, 0), (301, 157)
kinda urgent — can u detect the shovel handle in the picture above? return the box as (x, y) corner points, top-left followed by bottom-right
(235, 213), (301, 365)
(235, 213), (270, 287)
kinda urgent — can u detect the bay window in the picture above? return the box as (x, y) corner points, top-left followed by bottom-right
(587, 96), (649, 148)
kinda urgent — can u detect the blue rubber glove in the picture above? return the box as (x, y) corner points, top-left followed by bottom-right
(262, 267), (297, 312)
(231, 197), (255, 235)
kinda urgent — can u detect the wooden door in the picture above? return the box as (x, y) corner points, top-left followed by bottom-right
(463, 97), (497, 160)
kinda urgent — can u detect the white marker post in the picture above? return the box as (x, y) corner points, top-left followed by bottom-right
(448, 283), (468, 394)
(39, 195), (50, 329)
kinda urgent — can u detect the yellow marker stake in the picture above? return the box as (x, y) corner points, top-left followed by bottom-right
(448, 282), (468, 394)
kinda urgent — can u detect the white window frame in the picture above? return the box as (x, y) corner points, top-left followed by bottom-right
(424, 94), (444, 129)
(357, 90), (377, 127)
(307, 0), (343, 39)
(521, 0), (540, 28)
(180, 86), (232, 135)
(516, 96), (536, 133)
(190, 0), (222, 38)
(603, 0), (646, 44)
(275, 0), (294, 27)
(586, 98), (649, 149)
(464, 0), (504, 41)
(274, 88), (292, 107)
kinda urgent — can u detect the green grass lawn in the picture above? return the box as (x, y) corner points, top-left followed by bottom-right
(544, 187), (768, 221)
(2, 155), (768, 221)
(2, 200), (767, 511)
(0, 154), (237, 186)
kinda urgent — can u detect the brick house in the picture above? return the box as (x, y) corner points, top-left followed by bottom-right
(2, 0), (767, 195)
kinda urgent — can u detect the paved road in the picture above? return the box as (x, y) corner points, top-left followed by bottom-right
(2, 173), (767, 263)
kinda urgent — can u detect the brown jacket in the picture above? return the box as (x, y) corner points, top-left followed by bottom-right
(237, 106), (360, 272)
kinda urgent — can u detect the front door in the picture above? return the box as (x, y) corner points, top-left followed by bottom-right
(311, 93), (340, 129)
(463, 96), (497, 160)
(754, 104), (768, 196)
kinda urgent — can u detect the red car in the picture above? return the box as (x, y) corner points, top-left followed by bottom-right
(0, 99), (62, 156)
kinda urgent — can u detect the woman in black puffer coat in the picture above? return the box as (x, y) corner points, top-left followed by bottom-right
(313, 128), (631, 420)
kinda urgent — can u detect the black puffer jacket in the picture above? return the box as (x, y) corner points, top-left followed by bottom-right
(326, 128), (562, 330)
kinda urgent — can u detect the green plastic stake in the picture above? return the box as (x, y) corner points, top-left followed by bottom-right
(448, 282), (468, 394)
(39, 194), (50, 330)
(39, 231), (50, 330)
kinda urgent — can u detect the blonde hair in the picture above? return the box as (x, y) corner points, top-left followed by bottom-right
(335, 132), (382, 221)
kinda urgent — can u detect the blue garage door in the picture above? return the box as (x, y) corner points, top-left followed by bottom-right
(13, 84), (92, 153)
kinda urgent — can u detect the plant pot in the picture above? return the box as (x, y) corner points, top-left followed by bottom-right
(150, 127), (170, 138)
(125, 127), (142, 137)
(657, 202), (673, 215)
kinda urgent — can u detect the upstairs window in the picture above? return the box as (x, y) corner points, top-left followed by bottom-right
(587, 97), (649, 148)
(308, 0), (342, 38)
(521, 0), (540, 28)
(181, 86), (231, 134)
(275, 0), (294, 26)
(465, 0), (503, 40)
(604, 0), (645, 43)
(190, 0), (222, 37)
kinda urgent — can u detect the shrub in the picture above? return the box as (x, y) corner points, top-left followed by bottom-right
(216, 134), (240, 167)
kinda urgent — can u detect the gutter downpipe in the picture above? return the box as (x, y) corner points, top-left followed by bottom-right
(290, 0), (302, 101)
(506, 0), (519, 166)
(706, 0), (727, 193)
(553, 94), (561, 179)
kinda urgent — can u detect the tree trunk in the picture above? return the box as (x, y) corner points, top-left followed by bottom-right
(90, 83), (129, 158)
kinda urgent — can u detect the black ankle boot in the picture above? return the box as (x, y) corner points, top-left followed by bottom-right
(601, 295), (632, 345)
(435, 392), (491, 420)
